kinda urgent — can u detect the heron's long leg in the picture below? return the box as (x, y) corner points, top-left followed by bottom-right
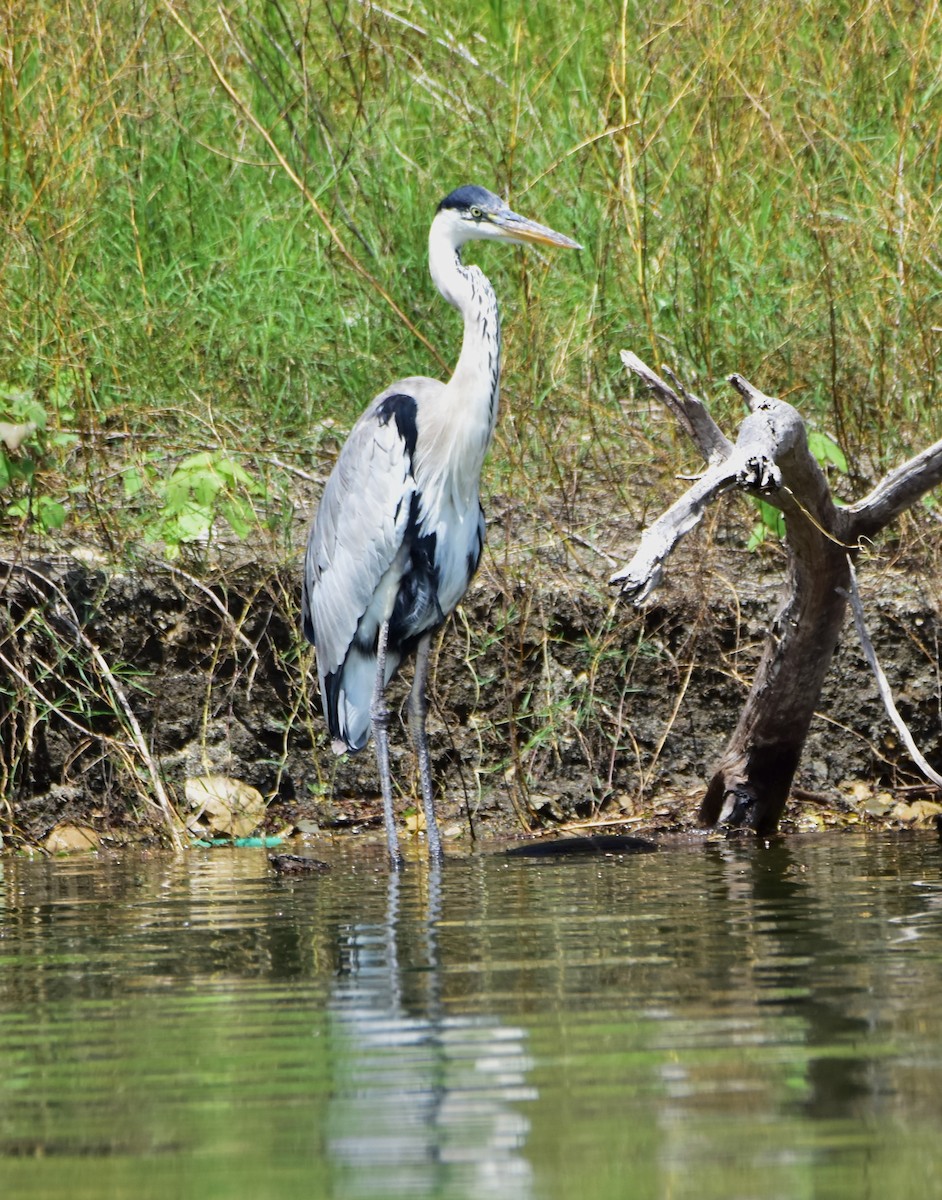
(408, 632), (443, 862)
(371, 620), (402, 869)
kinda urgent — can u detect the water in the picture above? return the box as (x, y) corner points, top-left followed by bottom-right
(2, 832), (942, 1199)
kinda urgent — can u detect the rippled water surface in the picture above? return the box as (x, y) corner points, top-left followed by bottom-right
(3, 832), (942, 1198)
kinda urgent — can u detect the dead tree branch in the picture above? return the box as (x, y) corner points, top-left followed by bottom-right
(613, 352), (942, 835)
(621, 352), (733, 465)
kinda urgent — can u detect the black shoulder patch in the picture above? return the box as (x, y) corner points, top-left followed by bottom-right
(376, 393), (419, 461)
(386, 490), (442, 649)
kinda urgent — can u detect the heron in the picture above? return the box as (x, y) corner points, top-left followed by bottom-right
(302, 184), (581, 866)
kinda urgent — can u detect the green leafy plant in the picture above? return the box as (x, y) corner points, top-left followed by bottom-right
(141, 451), (266, 557)
(0, 385), (74, 534)
(806, 431), (849, 476)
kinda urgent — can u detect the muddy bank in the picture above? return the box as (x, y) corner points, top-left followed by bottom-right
(1, 536), (940, 850)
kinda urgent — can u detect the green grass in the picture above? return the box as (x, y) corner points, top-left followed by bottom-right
(3, 0), (941, 560)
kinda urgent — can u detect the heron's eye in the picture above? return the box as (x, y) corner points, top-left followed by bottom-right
(469, 205), (484, 221)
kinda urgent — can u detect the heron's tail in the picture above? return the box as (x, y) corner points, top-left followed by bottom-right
(320, 645), (380, 754)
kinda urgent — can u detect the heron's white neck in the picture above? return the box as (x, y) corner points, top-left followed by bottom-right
(417, 222), (503, 511)
(428, 223), (502, 441)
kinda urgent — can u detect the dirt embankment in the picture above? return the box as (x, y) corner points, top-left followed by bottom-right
(1, 526), (940, 851)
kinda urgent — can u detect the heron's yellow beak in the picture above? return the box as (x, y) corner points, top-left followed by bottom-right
(494, 209), (582, 251)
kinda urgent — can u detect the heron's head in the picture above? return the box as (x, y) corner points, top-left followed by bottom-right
(434, 185), (582, 252)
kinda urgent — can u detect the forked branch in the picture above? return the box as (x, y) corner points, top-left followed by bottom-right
(613, 353), (942, 835)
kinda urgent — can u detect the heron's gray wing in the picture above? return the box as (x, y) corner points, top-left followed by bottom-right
(303, 401), (416, 676)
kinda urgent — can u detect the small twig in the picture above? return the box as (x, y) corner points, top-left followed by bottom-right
(841, 558), (942, 789)
(75, 629), (184, 849)
(0, 648), (109, 743)
(168, 564), (260, 667)
(12, 563), (185, 849)
(644, 650), (698, 788)
(265, 454), (323, 485)
(566, 529), (620, 568)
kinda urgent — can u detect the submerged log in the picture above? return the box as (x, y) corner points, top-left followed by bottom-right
(612, 353), (942, 835)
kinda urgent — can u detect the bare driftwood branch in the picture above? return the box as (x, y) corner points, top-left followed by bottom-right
(847, 436), (942, 539)
(621, 351), (732, 466)
(613, 353), (942, 835)
(610, 459), (743, 603)
(614, 362), (843, 604)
